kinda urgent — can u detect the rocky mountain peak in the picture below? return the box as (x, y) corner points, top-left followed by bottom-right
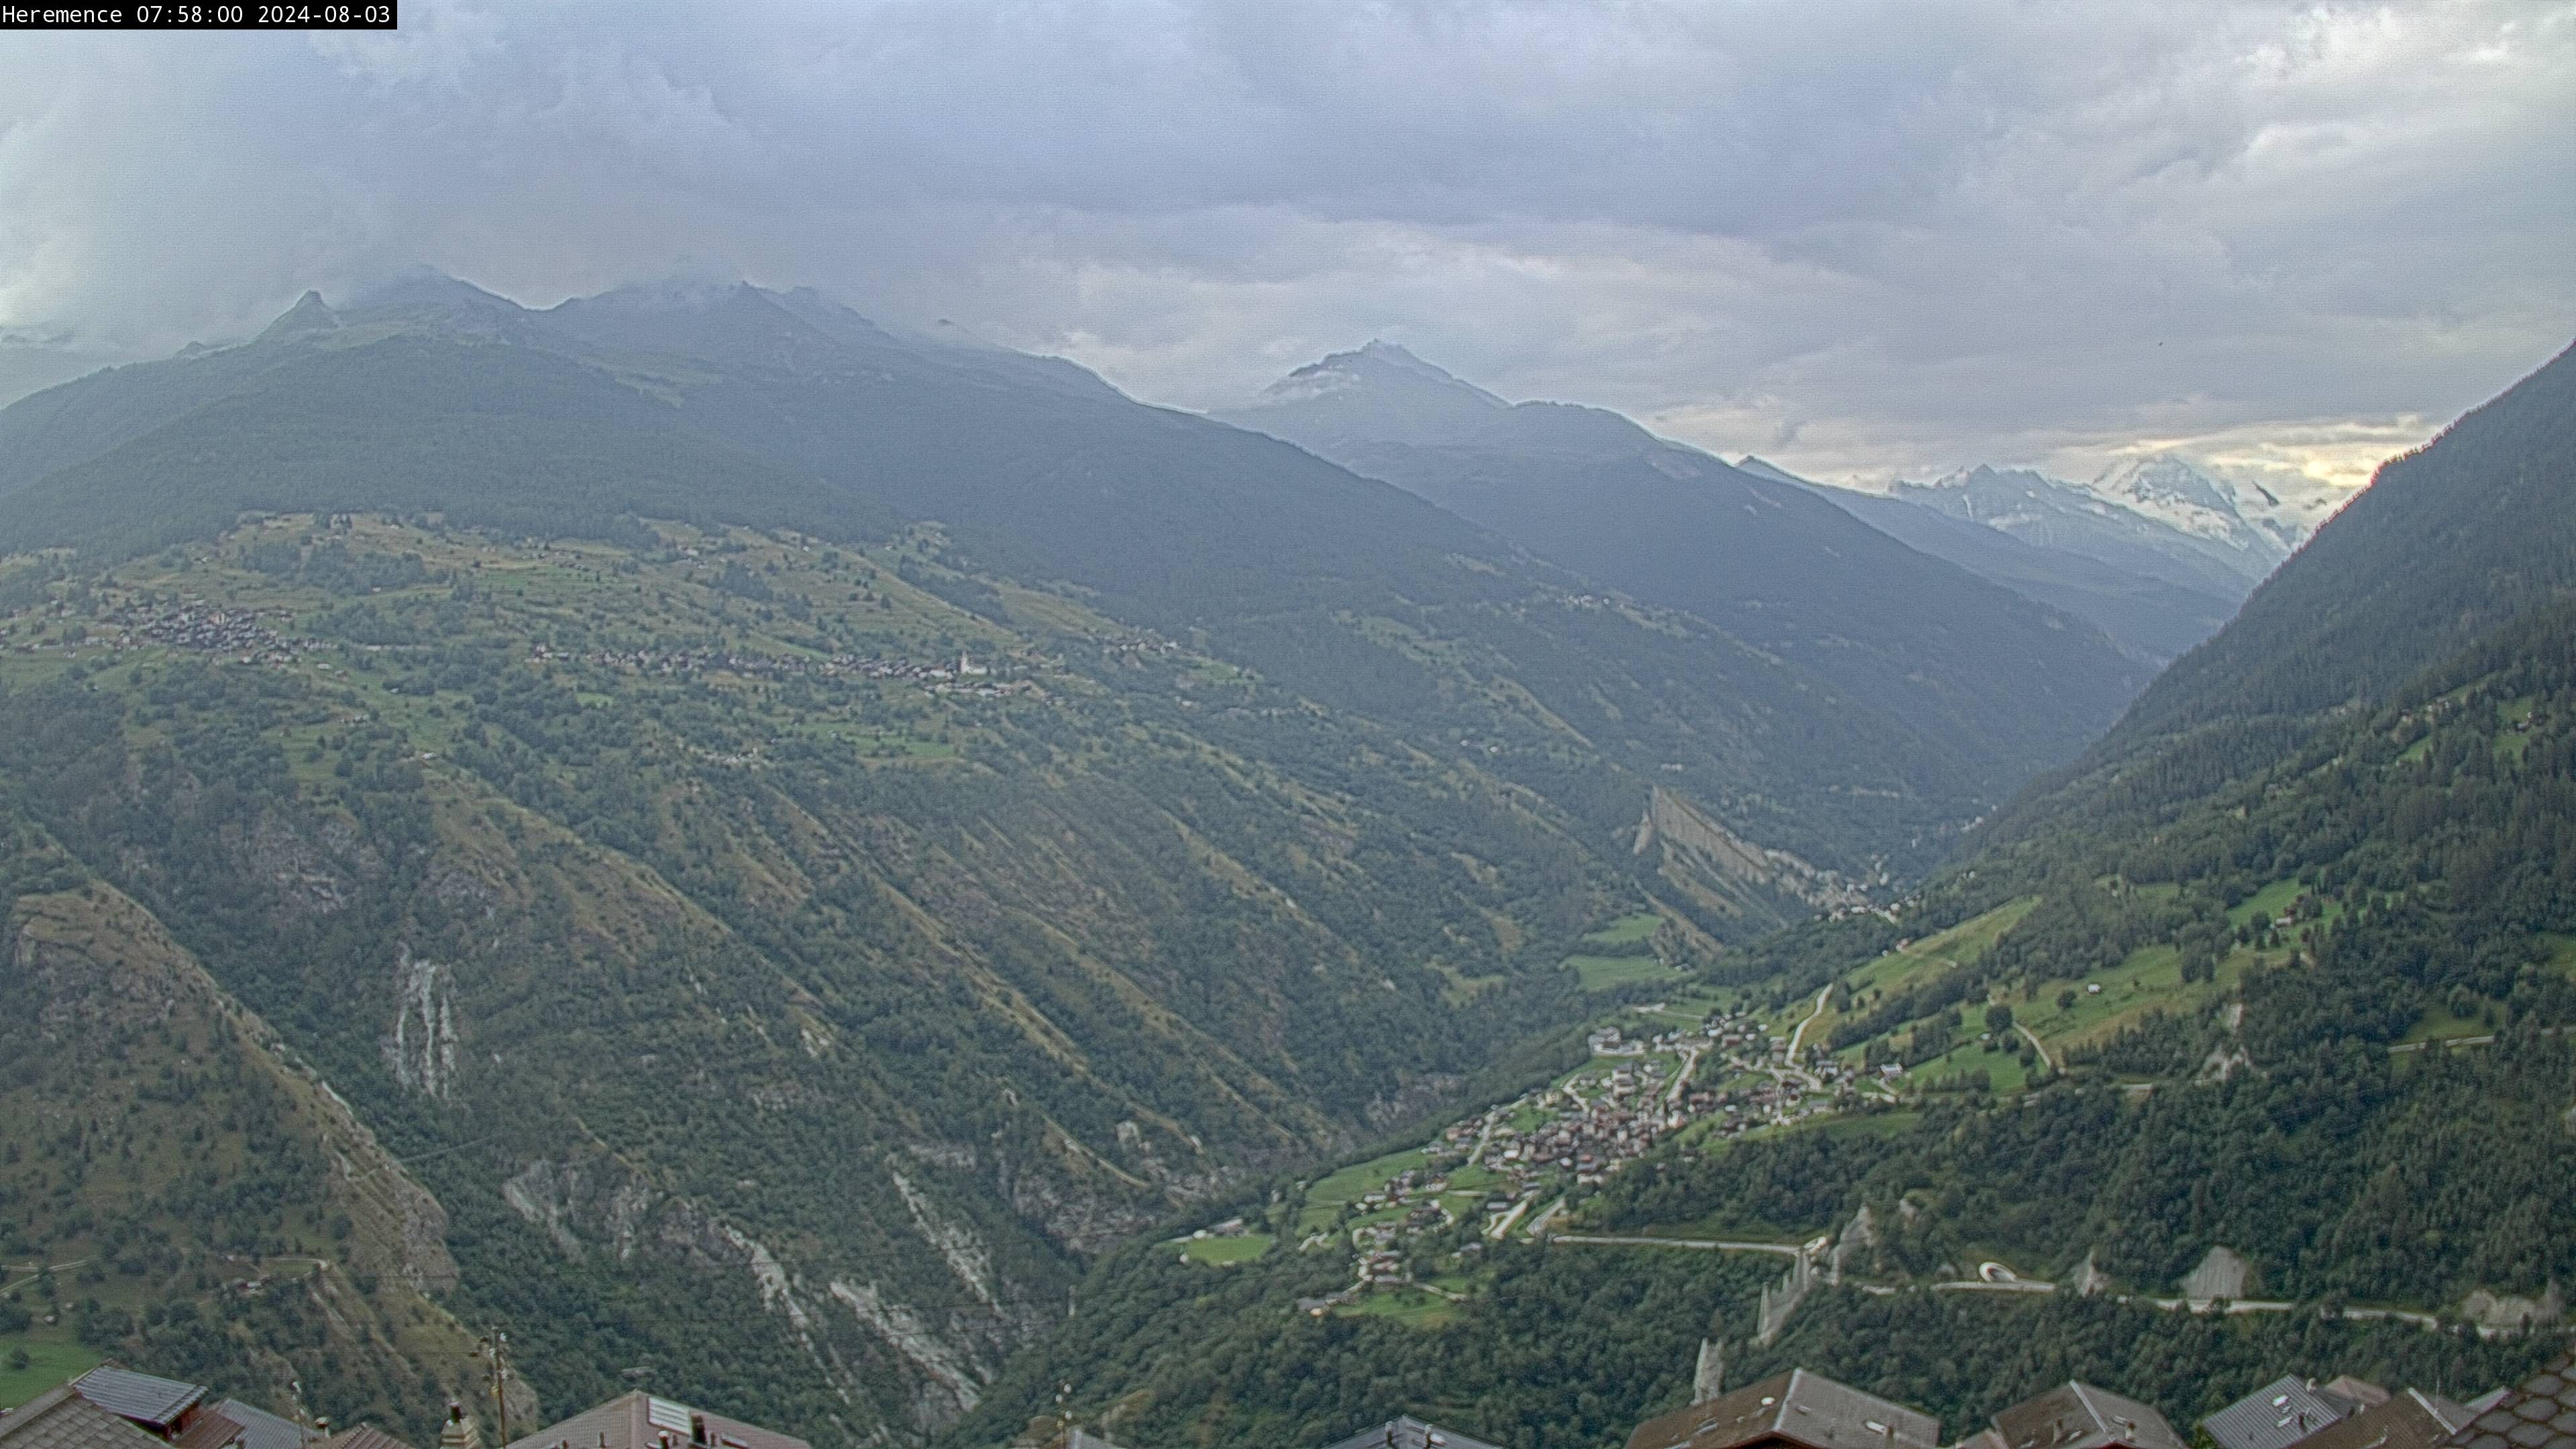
(259, 289), (343, 340)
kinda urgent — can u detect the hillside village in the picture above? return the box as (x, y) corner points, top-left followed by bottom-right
(1239, 995), (1895, 1316)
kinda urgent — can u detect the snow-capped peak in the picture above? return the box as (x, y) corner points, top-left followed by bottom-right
(2087, 454), (2258, 543)
(2089, 453), (2329, 555)
(1874, 453), (2304, 590)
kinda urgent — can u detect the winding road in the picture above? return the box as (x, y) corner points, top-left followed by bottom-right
(1785, 985), (1832, 1058)
(2015, 1021), (2056, 1072)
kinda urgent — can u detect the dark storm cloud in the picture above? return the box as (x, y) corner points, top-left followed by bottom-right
(3, 0), (2569, 491)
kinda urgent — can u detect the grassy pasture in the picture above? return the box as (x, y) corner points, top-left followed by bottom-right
(1567, 953), (1677, 991)
(1580, 911), (1662, 947)
(0, 1325), (102, 1409)
(1176, 1233), (1274, 1266)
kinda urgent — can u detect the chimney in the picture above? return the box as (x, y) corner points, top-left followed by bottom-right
(440, 1402), (483, 1449)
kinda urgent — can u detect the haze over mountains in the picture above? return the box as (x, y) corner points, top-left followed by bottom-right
(1218, 343), (2169, 796)
(1218, 341), (2327, 778)
(0, 266), (2565, 1449)
(0, 272), (2114, 1439)
(2, 1), (2567, 1443)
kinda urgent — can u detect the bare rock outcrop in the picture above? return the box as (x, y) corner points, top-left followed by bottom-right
(1633, 787), (1864, 910)
(383, 947), (460, 1099)
(2459, 1283), (2565, 1332)
(2180, 1246), (2250, 1301)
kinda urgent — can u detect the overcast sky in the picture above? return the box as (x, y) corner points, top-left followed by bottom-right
(3, 1), (2571, 495)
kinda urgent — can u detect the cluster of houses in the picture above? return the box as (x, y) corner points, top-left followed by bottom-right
(11, 602), (321, 665)
(1085, 634), (1182, 658)
(1318, 1008), (1874, 1291)
(0, 1368), (812, 1449)
(1030, 1350), (2576, 1449)
(1468, 1055), (1692, 1187)
(529, 643), (1016, 688)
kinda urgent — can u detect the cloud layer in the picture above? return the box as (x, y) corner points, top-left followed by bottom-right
(3, 0), (2569, 494)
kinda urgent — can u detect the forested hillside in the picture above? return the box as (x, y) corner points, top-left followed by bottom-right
(2000, 340), (2576, 843)
(0, 280), (1988, 878)
(953, 591), (2576, 1449)
(3, 288), (2563, 1449)
(0, 512), (1621, 1438)
(0, 828), (490, 1440)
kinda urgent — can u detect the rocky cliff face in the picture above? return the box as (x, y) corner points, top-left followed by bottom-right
(1634, 787), (1868, 916)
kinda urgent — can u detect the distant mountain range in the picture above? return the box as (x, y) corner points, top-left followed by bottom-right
(1748, 453), (2334, 662)
(1220, 343), (2153, 798)
(1886, 458), (2296, 593)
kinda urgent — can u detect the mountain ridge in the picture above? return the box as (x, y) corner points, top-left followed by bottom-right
(1219, 344), (2151, 798)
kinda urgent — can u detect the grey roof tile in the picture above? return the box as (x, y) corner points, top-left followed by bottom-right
(2449, 1352), (2576, 1449)
(215, 1402), (306, 1449)
(1990, 1383), (2186, 1449)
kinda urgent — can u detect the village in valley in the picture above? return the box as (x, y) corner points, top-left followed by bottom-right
(1169, 887), (2311, 1322)
(1163, 940), (1890, 1320)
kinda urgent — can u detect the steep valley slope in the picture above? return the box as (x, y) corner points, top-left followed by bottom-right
(948, 342), (2576, 1449)
(0, 483), (1876, 1442)
(0, 829), (492, 1440)
(0, 276), (2061, 1442)
(0, 516), (1603, 1439)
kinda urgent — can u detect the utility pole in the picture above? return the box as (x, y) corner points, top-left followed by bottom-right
(479, 1330), (514, 1449)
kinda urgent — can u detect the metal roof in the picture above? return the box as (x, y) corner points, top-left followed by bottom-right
(1318, 1415), (1507, 1449)
(72, 1369), (207, 1432)
(2205, 1379), (2361, 1449)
